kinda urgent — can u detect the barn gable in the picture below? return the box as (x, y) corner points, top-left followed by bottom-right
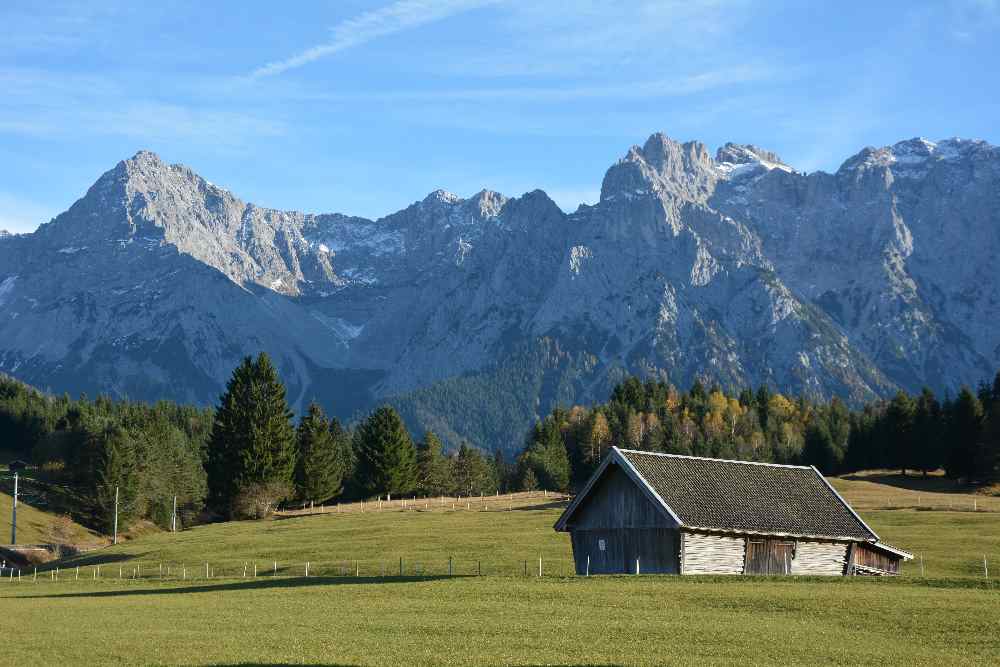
(558, 458), (681, 574)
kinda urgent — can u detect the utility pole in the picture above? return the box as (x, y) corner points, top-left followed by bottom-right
(113, 485), (119, 545)
(10, 472), (17, 545)
(171, 495), (177, 532)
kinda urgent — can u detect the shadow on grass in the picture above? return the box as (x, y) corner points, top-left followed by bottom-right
(19, 574), (463, 599)
(840, 472), (978, 495)
(508, 500), (570, 512)
(50, 552), (139, 568)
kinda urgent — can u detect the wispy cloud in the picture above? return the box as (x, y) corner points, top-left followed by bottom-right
(250, 0), (497, 79)
(248, 64), (776, 105)
(0, 68), (286, 150)
(949, 0), (1000, 40)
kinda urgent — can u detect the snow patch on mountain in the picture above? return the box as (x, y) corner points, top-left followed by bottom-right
(568, 245), (592, 275)
(310, 311), (364, 340)
(0, 276), (16, 307)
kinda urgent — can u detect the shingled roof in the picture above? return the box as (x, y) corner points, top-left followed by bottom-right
(556, 448), (878, 541)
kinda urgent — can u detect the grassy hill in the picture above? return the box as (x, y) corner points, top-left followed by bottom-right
(0, 480), (998, 665)
(0, 490), (98, 548)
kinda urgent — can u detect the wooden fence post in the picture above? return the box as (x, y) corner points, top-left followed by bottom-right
(538, 556), (542, 577)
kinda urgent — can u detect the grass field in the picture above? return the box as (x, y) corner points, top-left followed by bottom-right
(1, 479), (998, 665)
(1, 574), (998, 666)
(0, 490), (97, 547)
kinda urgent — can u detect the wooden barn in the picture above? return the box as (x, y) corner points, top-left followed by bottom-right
(554, 447), (911, 576)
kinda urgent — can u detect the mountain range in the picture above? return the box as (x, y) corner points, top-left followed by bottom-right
(1, 132), (998, 453)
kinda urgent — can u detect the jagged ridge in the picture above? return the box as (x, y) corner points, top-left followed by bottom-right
(1, 132), (998, 451)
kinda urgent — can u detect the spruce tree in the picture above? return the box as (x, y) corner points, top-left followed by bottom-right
(980, 401), (1000, 483)
(295, 402), (345, 502)
(354, 406), (418, 496)
(207, 353), (297, 517)
(946, 387), (983, 480)
(913, 388), (943, 476)
(803, 420), (839, 474)
(520, 466), (539, 492)
(885, 392), (916, 475)
(517, 418), (570, 492)
(329, 416), (355, 494)
(416, 431), (452, 495)
(451, 443), (496, 495)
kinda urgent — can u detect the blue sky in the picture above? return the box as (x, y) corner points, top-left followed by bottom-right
(2, 0), (999, 233)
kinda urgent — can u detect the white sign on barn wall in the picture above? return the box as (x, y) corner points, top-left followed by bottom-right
(598, 539), (606, 551)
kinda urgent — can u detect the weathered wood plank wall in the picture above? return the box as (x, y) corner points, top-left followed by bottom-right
(854, 544), (900, 574)
(790, 541), (848, 576)
(571, 464), (675, 529)
(568, 463), (679, 574)
(681, 532), (745, 574)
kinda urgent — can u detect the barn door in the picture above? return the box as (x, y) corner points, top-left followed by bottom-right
(744, 539), (795, 575)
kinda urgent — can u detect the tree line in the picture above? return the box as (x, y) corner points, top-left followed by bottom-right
(518, 375), (1000, 491)
(3, 360), (998, 534)
(0, 355), (508, 529)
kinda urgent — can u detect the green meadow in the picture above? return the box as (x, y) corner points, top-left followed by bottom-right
(1, 481), (998, 666)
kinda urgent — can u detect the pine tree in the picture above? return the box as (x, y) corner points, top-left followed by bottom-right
(980, 401), (1000, 482)
(88, 424), (139, 534)
(946, 386), (983, 480)
(492, 449), (511, 493)
(802, 420), (839, 474)
(451, 443), (496, 495)
(517, 417), (571, 492)
(329, 416), (355, 493)
(416, 431), (452, 495)
(295, 402), (345, 502)
(354, 406), (419, 497)
(520, 466), (539, 492)
(885, 391), (916, 475)
(913, 388), (943, 476)
(207, 353), (297, 517)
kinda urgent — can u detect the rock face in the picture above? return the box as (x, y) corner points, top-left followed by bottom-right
(1, 134), (997, 451)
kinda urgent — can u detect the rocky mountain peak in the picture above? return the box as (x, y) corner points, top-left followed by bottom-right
(600, 132), (717, 203)
(836, 137), (995, 175)
(469, 189), (508, 218)
(715, 142), (786, 167)
(422, 189), (462, 206)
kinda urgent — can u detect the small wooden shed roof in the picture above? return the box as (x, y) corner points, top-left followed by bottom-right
(556, 448), (911, 558)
